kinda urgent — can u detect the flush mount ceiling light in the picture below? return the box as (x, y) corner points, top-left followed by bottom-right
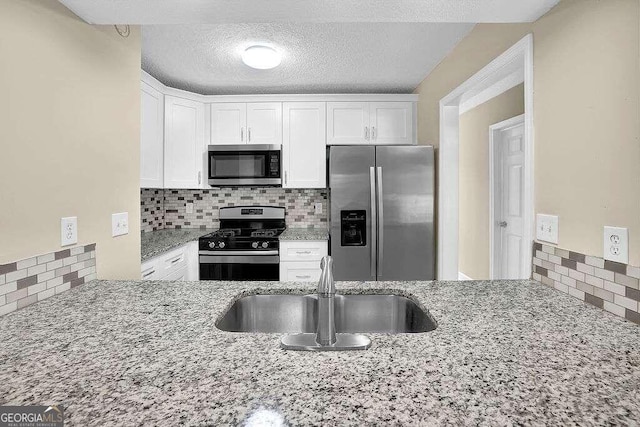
(241, 45), (281, 70)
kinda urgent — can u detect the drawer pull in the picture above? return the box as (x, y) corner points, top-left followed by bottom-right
(296, 275), (311, 279)
(295, 251), (312, 255)
(170, 257), (182, 264)
(142, 270), (155, 278)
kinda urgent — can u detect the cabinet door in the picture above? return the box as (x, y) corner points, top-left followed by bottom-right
(140, 82), (164, 188)
(246, 103), (282, 145)
(210, 103), (246, 145)
(327, 102), (370, 145)
(369, 102), (414, 145)
(164, 96), (205, 189)
(283, 102), (326, 188)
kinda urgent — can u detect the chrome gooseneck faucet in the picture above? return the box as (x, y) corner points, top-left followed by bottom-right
(280, 255), (371, 351)
(316, 256), (336, 346)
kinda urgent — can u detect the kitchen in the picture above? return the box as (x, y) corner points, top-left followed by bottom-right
(1, 0), (639, 425)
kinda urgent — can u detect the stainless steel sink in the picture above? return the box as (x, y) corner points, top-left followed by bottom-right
(216, 294), (436, 334)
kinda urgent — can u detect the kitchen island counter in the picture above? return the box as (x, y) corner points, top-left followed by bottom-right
(1, 279), (639, 425)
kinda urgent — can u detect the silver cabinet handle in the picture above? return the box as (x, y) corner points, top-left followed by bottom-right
(142, 269), (155, 278)
(499, 221), (508, 228)
(198, 171), (201, 185)
(376, 166), (384, 278)
(284, 171), (287, 185)
(372, 126), (376, 140)
(365, 127), (369, 141)
(296, 275), (311, 279)
(295, 250), (312, 255)
(248, 127), (251, 142)
(370, 166), (377, 279)
(241, 127), (244, 142)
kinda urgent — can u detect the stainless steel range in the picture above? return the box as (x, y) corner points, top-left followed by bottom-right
(198, 206), (285, 281)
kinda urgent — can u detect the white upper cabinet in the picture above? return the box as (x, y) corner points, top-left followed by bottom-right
(164, 96), (205, 189)
(210, 103), (246, 145)
(327, 101), (415, 145)
(140, 82), (164, 188)
(210, 102), (282, 145)
(283, 102), (327, 189)
(246, 103), (282, 145)
(369, 102), (413, 145)
(327, 102), (370, 145)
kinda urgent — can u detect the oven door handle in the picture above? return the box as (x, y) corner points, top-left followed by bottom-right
(199, 250), (279, 256)
(199, 255), (280, 264)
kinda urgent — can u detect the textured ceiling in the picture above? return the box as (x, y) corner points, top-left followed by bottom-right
(59, 0), (560, 24)
(142, 23), (475, 95)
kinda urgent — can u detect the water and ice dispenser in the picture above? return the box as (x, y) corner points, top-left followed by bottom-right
(340, 210), (366, 246)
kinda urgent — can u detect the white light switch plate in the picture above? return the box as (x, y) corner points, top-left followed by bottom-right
(61, 217), (78, 246)
(314, 203), (323, 214)
(112, 212), (129, 237)
(536, 214), (558, 244)
(604, 226), (628, 264)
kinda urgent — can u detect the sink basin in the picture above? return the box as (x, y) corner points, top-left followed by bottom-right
(216, 294), (436, 334)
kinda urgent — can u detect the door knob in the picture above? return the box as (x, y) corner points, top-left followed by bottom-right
(499, 221), (508, 228)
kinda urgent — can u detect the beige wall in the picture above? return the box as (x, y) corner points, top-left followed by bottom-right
(415, 0), (640, 267)
(0, 1), (142, 279)
(459, 85), (524, 279)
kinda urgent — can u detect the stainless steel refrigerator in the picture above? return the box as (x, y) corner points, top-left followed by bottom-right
(329, 145), (435, 281)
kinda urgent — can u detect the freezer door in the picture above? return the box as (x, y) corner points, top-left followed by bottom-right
(375, 146), (435, 280)
(329, 146), (376, 281)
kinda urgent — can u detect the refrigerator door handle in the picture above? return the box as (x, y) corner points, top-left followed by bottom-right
(369, 167), (377, 279)
(376, 166), (384, 278)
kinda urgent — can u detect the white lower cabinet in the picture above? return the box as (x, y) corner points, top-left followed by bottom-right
(141, 241), (199, 281)
(279, 240), (328, 282)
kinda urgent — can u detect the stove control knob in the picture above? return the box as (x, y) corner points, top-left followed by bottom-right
(261, 242), (269, 249)
(251, 242), (259, 249)
(208, 242), (216, 249)
(219, 241), (226, 249)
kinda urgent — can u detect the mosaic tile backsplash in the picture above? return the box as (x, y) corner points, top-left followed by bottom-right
(141, 188), (328, 232)
(0, 244), (97, 316)
(532, 241), (640, 325)
(141, 189), (164, 233)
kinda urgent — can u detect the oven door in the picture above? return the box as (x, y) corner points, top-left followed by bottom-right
(199, 252), (280, 281)
(208, 144), (281, 186)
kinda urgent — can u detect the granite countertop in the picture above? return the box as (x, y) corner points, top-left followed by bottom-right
(1, 280), (639, 425)
(141, 229), (215, 262)
(279, 227), (329, 241)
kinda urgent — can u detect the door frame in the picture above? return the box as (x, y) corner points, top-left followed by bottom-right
(489, 114), (527, 279)
(438, 34), (534, 280)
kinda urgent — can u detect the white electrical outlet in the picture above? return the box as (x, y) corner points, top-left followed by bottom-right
(536, 214), (558, 244)
(314, 203), (323, 215)
(604, 226), (628, 264)
(111, 212), (129, 237)
(61, 217), (78, 246)
(186, 203), (194, 214)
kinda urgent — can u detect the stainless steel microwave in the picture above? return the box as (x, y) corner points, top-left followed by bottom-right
(207, 144), (282, 186)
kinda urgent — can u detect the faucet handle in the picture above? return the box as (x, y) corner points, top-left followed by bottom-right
(318, 256), (335, 296)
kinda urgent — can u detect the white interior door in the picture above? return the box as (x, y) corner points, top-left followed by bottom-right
(495, 121), (526, 279)
(326, 102), (370, 145)
(210, 103), (246, 145)
(246, 103), (282, 145)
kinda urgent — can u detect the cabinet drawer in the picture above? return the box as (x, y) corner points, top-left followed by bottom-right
(159, 246), (188, 277)
(163, 266), (188, 281)
(141, 258), (161, 280)
(280, 262), (322, 282)
(280, 241), (328, 262)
